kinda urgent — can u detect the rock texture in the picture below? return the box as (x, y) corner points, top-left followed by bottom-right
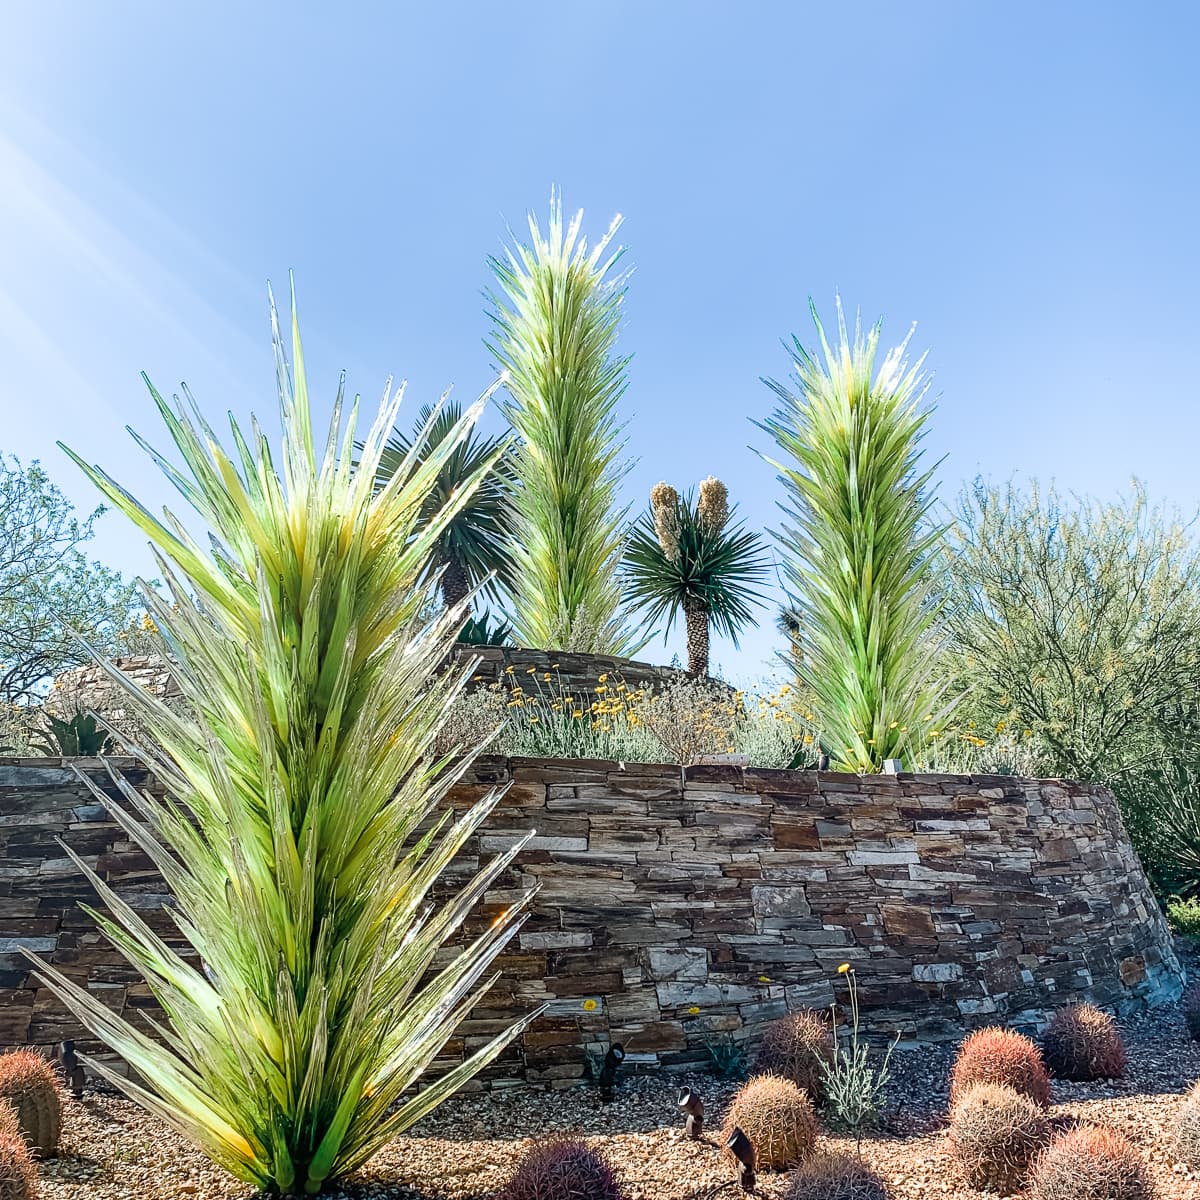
(0, 756), (1181, 1090)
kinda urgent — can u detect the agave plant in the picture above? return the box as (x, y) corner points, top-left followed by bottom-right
(758, 299), (950, 771)
(486, 191), (642, 656)
(28, 288), (536, 1194)
(623, 477), (769, 677)
(365, 397), (518, 610)
(29, 710), (113, 756)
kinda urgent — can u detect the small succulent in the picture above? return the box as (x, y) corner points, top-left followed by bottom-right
(755, 1011), (835, 1104)
(28, 711), (113, 757)
(784, 1149), (891, 1199)
(722, 1074), (818, 1172)
(498, 1137), (623, 1200)
(0, 1051), (62, 1158)
(1040, 1004), (1126, 1081)
(949, 1027), (1051, 1107)
(948, 1082), (1051, 1192)
(1028, 1125), (1152, 1200)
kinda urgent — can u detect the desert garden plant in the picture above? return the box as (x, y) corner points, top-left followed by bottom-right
(947, 1081), (1050, 1193)
(623, 477), (769, 677)
(759, 299), (949, 771)
(28, 709), (113, 756)
(363, 397), (517, 611)
(821, 964), (897, 1136)
(1027, 1125), (1152, 1200)
(1177, 1080), (1200, 1168)
(499, 1137), (624, 1200)
(487, 193), (641, 655)
(0, 1102), (36, 1200)
(755, 1010), (835, 1104)
(0, 1051), (61, 1158)
(949, 1028), (1051, 1107)
(27, 291), (536, 1194)
(784, 1150), (891, 1200)
(1040, 1004), (1125, 1081)
(722, 1074), (818, 1171)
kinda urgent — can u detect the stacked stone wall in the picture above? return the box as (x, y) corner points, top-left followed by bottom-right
(0, 757), (1181, 1088)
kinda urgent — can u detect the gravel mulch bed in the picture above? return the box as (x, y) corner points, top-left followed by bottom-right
(32, 942), (1200, 1200)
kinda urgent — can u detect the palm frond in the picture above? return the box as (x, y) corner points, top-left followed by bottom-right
(37, 285), (534, 1193)
(757, 298), (952, 770)
(486, 190), (644, 656)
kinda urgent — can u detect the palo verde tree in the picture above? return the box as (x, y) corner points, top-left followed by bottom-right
(486, 191), (641, 655)
(29, 289), (536, 1194)
(0, 456), (137, 703)
(759, 299), (949, 771)
(623, 476), (769, 677)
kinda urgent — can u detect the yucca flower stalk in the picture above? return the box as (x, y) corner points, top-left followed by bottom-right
(486, 191), (642, 655)
(623, 477), (769, 677)
(759, 299), (951, 771)
(28, 288), (536, 1194)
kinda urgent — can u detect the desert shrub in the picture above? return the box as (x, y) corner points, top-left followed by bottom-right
(1184, 983), (1200, 1041)
(0, 1102), (36, 1200)
(1040, 1004), (1125, 1081)
(0, 1052), (61, 1158)
(1177, 1080), (1200, 1168)
(784, 1149), (891, 1199)
(722, 1074), (818, 1171)
(821, 964), (897, 1133)
(499, 1138), (623, 1200)
(948, 1082), (1051, 1193)
(432, 685), (506, 757)
(755, 1011), (835, 1103)
(1028, 1125), (1153, 1200)
(950, 1028), (1051, 1107)
(1168, 896), (1200, 937)
(635, 676), (740, 763)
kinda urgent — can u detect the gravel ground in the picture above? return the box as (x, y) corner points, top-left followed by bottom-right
(32, 946), (1200, 1200)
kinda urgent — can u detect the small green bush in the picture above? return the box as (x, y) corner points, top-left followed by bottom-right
(1168, 896), (1200, 938)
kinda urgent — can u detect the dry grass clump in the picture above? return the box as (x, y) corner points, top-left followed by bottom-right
(949, 1027), (1051, 1107)
(1176, 1080), (1200, 1168)
(722, 1074), (818, 1171)
(1040, 1003), (1126, 1081)
(947, 1082), (1051, 1193)
(1027, 1125), (1153, 1200)
(497, 1137), (623, 1200)
(0, 1052), (61, 1159)
(755, 1011), (835, 1103)
(784, 1149), (891, 1199)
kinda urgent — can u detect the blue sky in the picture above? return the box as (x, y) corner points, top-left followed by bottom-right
(2, 2), (1198, 685)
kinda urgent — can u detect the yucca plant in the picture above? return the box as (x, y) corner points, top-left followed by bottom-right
(363, 397), (517, 610)
(759, 299), (949, 771)
(623, 477), (769, 677)
(27, 288), (536, 1194)
(486, 191), (642, 656)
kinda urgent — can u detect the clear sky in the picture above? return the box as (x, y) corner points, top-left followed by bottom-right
(2, 2), (1197, 685)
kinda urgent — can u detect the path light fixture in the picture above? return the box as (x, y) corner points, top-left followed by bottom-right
(677, 1086), (704, 1138)
(726, 1125), (756, 1191)
(598, 1042), (625, 1102)
(59, 1040), (85, 1099)
(882, 757), (903, 774)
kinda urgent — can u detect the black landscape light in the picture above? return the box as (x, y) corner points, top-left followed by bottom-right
(598, 1042), (625, 1102)
(59, 1040), (85, 1099)
(726, 1125), (756, 1192)
(677, 1086), (704, 1138)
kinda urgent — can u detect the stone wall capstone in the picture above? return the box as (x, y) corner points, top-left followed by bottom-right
(0, 756), (1182, 1090)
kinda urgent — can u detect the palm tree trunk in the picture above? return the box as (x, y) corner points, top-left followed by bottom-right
(440, 557), (470, 610)
(683, 595), (710, 677)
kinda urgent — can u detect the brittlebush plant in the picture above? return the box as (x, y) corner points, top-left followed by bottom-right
(27, 289), (536, 1194)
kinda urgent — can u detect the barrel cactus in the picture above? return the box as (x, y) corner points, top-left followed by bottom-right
(1041, 1004), (1126, 1081)
(722, 1074), (818, 1171)
(784, 1149), (891, 1199)
(1028, 1125), (1152, 1200)
(755, 1011), (835, 1103)
(0, 1102), (36, 1200)
(498, 1137), (623, 1200)
(0, 1052), (61, 1158)
(1176, 1080), (1200, 1168)
(948, 1081), (1051, 1192)
(949, 1027), (1051, 1107)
